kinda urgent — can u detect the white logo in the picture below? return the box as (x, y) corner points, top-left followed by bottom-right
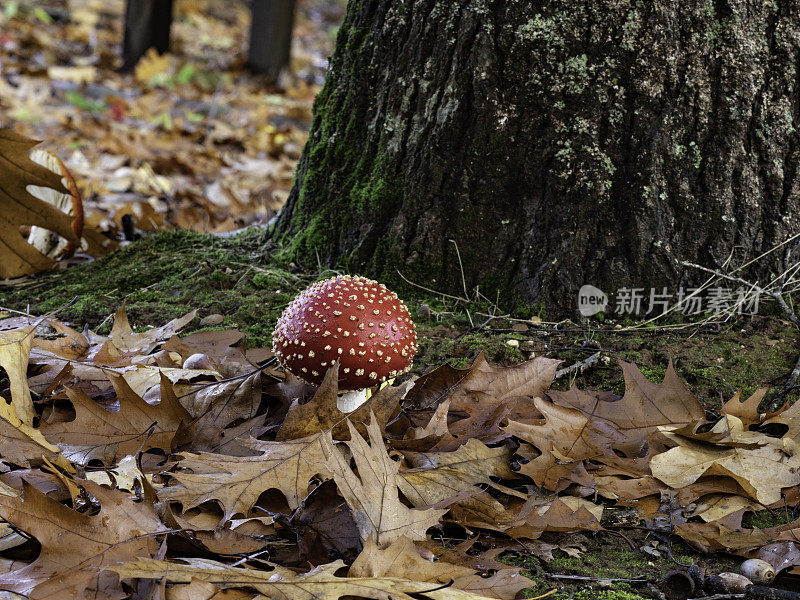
(578, 285), (608, 316)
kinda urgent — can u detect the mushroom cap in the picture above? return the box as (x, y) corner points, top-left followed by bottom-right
(272, 275), (417, 389)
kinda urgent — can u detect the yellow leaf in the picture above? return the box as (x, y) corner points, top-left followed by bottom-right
(0, 324), (36, 426)
(650, 417), (800, 504)
(134, 47), (171, 83)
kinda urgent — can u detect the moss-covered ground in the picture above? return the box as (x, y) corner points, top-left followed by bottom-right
(2, 229), (800, 598)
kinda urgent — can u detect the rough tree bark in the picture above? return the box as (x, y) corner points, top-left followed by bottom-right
(248, 0), (297, 81)
(271, 0), (800, 315)
(121, 0), (173, 72)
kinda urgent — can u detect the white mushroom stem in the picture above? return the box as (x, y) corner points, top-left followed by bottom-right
(337, 388), (369, 413)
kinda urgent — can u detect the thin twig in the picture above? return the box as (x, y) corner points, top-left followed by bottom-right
(682, 260), (800, 406)
(681, 261), (799, 327)
(396, 269), (469, 303)
(528, 590), (558, 600)
(546, 574), (650, 583)
(230, 548), (270, 567)
(449, 239), (470, 301)
(176, 357), (278, 399)
(555, 352), (601, 380)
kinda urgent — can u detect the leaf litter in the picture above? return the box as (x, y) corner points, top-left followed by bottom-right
(0, 308), (797, 598)
(0, 0), (343, 260)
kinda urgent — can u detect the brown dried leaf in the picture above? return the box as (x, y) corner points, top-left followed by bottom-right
(0, 480), (165, 599)
(277, 363), (405, 441)
(547, 361), (706, 452)
(0, 415), (68, 470)
(110, 558), (494, 600)
(109, 305), (197, 354)
(41, 371), (191, 464)
(0, 324), (38, 425)
(0, 129), (78, 277)
(723, 388), (770, 426)
(161, 433), (330, 521)
(405, 353), (559, 423)
(350, 536), (535, 600)
(511, 497), (603, 535)
(0, 324), (71, 471)
(403, 355), (559, 450)
(398, 439), (514, 507)
(32, 320), (89, 360)
(504, 396), (623, 490)
(323, 416), (446, 548)
(650, 416), (800, 505)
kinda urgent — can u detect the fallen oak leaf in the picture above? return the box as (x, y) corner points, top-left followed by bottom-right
(675, 508), (774, 552)
(397, 440), (520, 529)
(0, 480), (166, 599)
(507, 496), (603, 537)
(401, 438), (516, 477)
(592, 473), (665, 502)
(396, 443), (515, 533)
(688, 493), (764, 522)
(108, 305), (197, 355)
(650, 416), (800, 505)
(547, 360), (706, 453)
(723, 388), (771, 426)
(0, 324), (71, 471)
(41, 371), (191, 464)
(503, 396), (622, 491)
(176, 411), (268, 456)
(393, 398), (453, 451)
(0, 129), (79, 278)
(277, 362), (406, 441)
(160, 432), (330, 521)
(109, 557), (495, 600)
(764, 396), (800, 441)
(350, 535), (536, 600)
(0, 324), (38, 425)
(32, 319), (89, 360)
(0, 415), (69, 471)
(402, 354), (560, 450)
(323, 415), (446, 548)
(405, 353), (560, 423)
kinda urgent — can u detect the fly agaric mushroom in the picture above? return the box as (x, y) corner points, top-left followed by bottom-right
(27, 149), (84, 258)
(272, 275), (417, 411)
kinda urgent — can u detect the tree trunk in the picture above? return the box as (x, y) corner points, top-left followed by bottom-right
(121, 0), (173, 72)
(271, 0), (800, 316)
(248, 0), (297, 83)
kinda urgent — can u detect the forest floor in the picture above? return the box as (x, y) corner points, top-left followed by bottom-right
(3, 2), (800, 597)
(1, 228), (799, 599)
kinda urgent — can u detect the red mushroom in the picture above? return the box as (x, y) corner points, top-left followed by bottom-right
(272, 275), (417, 410)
